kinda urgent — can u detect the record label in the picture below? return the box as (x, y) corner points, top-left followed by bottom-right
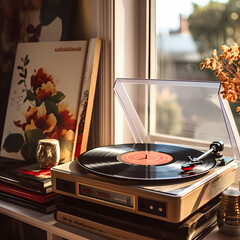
(119, 151), (173, 165)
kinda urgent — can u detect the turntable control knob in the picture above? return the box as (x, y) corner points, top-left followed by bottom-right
(159, 207), (163, 212)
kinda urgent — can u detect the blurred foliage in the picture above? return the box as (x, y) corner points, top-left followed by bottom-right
(188, 0), (240, 58)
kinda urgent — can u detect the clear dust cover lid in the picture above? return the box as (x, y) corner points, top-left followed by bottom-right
(114, 78), (240, 161)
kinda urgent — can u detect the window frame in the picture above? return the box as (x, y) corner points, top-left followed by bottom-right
(114, 0), (150, 145)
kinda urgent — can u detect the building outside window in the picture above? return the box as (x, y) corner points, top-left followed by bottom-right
(154, 0), (237, 81)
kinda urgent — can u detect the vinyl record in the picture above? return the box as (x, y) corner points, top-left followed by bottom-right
(77, 143), (217, 180)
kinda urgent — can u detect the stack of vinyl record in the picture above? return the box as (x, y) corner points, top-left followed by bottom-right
(0, 158), (60, 213)
(54, 194), (220, 240)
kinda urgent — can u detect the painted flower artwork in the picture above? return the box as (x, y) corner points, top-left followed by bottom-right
(2, 54), (76, 163)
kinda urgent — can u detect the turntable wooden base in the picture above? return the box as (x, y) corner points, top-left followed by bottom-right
(51, 160), (237, 223)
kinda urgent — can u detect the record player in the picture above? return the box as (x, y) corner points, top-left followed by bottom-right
(51, 78), (240, 223)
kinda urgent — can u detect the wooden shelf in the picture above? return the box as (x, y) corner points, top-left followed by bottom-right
(0, 200), (106, 240)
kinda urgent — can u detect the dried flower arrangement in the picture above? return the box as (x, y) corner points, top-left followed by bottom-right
(200, 42), (240, 113)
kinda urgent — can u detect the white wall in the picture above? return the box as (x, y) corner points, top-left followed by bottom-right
(114, 0), (149, 144)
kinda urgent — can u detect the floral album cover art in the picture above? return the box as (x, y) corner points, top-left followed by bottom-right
(0, 0), (76, 150)
(1, 41), (88, 164)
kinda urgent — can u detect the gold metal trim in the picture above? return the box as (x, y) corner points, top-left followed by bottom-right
(77, 182), (136, 210)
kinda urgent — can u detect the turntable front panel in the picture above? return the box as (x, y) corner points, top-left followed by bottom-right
(51, 160), (236, 223)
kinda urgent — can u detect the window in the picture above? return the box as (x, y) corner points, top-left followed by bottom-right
(152, 0), (236, 81)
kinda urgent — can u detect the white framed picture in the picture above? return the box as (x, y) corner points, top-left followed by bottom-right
(1, 39), (101, 163)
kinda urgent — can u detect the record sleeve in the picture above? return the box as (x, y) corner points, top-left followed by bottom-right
(0, 191), (56, 214)
(0, 182), (59, 204)
(0, 159), (52, 194)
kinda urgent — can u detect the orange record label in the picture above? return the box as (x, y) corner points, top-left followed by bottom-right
(120, 151), (173, 165)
